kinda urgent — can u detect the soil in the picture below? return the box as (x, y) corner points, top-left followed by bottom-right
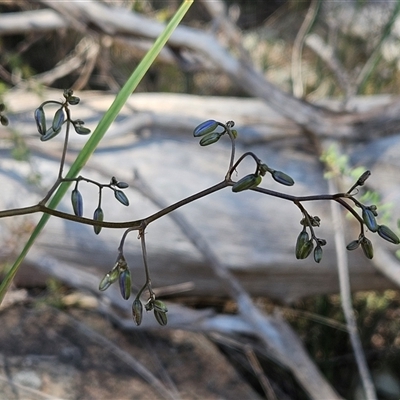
(0, 298), (260, 400)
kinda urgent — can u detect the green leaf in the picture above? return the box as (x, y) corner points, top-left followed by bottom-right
(0, 0), (194, 306)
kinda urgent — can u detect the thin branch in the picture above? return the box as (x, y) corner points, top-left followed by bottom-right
(329, 179), (377, 400)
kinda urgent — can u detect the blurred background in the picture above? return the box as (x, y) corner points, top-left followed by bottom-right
(1, 1), (400, 399)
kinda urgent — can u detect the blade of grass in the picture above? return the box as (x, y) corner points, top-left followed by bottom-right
(0, 0), (193, 305)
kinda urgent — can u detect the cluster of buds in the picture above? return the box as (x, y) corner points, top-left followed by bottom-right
(70, 176), (129, 234)
(295, 215), (326, 263)
(232, 160), (294, 192)
(193, 119), (237, 146)
(34, 89), (91, 142)
(99, 253), (168, 326)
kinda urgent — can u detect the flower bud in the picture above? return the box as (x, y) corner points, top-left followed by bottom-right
(153, 300), (168, 313)
(98, 268), (119, 291)
(118, 268), (131, 300)
(295, 230), (309, 259)
(362, 208), (378, 232)
(297, 239), (314, 260)
(93, 207), (104, 235)
(346, 240), (360, 251)
(71, 188), (83, 217)
(199, 132), (222, 146)
(271, 170), (294, 186)
(34, 107), (46, 135)
(74, 124), (91, 135)
(67, 96), (80, 105)
(52, 108), (65, 132)
(193, 119), (218, 137)
(313, 245), (323, 263)
(114, 190), (129, 206)
(356, 170), (371, 186)
(361, 237), (374, 259)
(154, 310), (168, 326)
(116, 181), (129, 189)
(232, 174), (262, 193)
(40, 127), (61, 142)
(132, 298), (143, 326)
(377, 225), (400, 245)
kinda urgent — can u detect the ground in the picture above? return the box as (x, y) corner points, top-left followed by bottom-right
(0, 298), (261, 400)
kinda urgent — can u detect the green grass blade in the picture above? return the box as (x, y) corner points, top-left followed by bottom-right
(0, 0), (193, 304)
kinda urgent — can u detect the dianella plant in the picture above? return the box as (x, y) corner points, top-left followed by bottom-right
(0, 0), (399, 327)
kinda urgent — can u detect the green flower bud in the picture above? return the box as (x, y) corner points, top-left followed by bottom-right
(314, 245), (323, 263)
(98, 268), (119, 291)
(114, 190), (129, 206)
(361, 237), (374, 259)
(154, 309), (168, 326)
(74, 125), (91, 135)
(199, 132), (222, 146)
(71, 188), (83, 217)
(153, 300), (168, 313)
(271, 170), (294, 186)
(67, 96), (80, 105)
(34, 107), (46, 135)
(132, 298), (143, 326)
(232, 174), (262, 193)
(346, 240), (360, 251)
(298, 240), (313, 260)
(0, 103), (5, 112)
(230, 129), (238, 139)
(193, 119), (218, 137)
(377, 225), (400, 245)
(118, 268), (131, 300)
(362, 208), (378, 232)
(295, 229), (309, 259)
(52, 108), (65, 132)
(93, 207), (104, 235)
